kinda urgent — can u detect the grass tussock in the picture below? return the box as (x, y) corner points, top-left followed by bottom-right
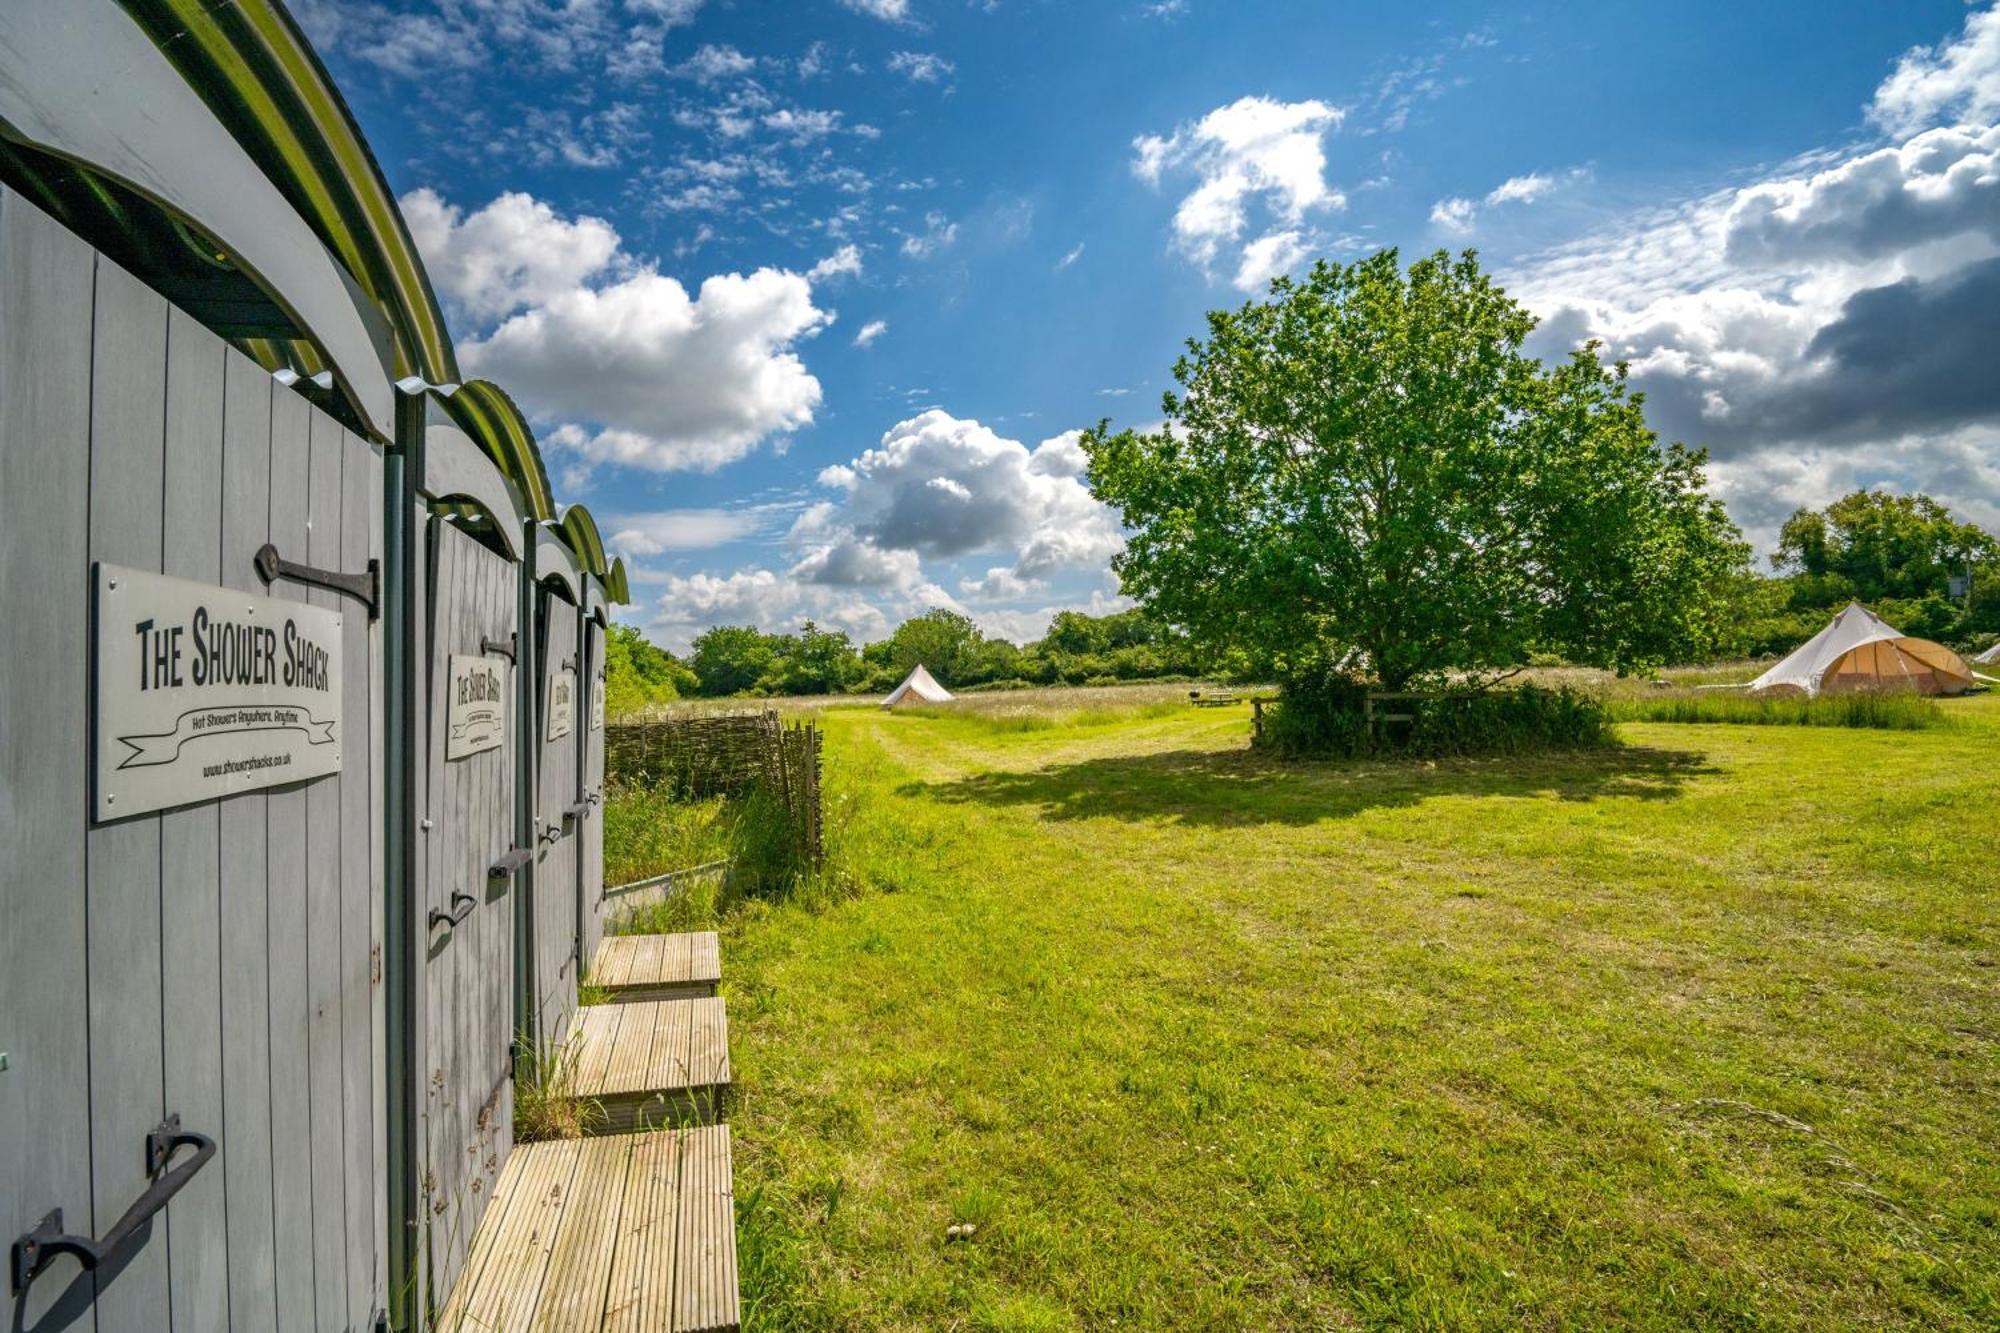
(1610, 688), (1951, 729)
(512, 1032), (599, 1142)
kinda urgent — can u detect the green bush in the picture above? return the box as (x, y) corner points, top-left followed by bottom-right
(1258, 674), (1613, 758)
(1609, 690), (1949, 730)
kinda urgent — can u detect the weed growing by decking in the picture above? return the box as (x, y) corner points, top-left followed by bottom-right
(512, 1031), (599, 1142)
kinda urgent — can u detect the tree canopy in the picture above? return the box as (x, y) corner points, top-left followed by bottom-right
(1083, 249), (1746, 689)
(1775, 491), (1995, 603)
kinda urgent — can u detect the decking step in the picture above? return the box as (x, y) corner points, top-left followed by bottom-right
(572, 997), (729, 1132)
(436, 1126), (740, 1333)
(591, 932), (722, 1001)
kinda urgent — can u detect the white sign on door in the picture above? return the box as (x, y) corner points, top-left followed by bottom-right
(591, 672), (605, 731)
(446, 654), (507, 759)
(546, 666), (576, 741)
(94, 562), (345, 820)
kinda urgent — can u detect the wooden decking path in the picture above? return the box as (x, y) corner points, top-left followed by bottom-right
(572, 997), (731, 1132)
(436, 1126), (739, 1333)
(591, 931), (722, 1001)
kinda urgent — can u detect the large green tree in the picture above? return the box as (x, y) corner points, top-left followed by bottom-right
(1083, 250), (1746, 689)
(1774, 491), (1995, 603)
(688, 625), (777, 696)
(881, 608), (985, 684)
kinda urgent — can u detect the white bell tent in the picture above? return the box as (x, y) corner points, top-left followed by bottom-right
(1977, 639), (2000, 666)
(883, 663), (955, 707)
(1748, 602), (1975, 698)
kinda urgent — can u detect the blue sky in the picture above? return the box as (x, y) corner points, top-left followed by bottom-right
(300, 0), (2000, 649)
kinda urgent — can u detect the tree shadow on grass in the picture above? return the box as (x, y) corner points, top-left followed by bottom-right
(907, 743), (1721, 828)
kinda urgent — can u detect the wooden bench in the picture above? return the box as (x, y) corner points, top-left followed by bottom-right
(437, 1125), (740, 1332)
(591, 931), (722, 1002)
(1188, 689), (1241, 707)
(571, 997), (730, 1132)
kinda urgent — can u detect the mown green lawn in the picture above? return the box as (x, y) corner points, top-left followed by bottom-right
(714, 694), (1999, 1330)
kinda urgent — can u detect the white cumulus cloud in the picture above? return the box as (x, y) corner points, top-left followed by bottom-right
(1869, 4), (2000, 135)
(1133, 95), (1344, 280)
(401, 189), (621, 322)
(409, 189), (834, 475)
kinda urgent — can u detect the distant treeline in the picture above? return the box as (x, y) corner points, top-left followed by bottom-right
(606, 606), (1220, 710)
(607, 490), (1999, 711)
(1715, 491), (1997, 659)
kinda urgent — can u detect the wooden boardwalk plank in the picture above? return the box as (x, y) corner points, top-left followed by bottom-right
(441, 1129), (736, 1333)
(602, 1131), (679, 1333)
(533, 1136), (628, 1332)
(674, 1126), (740, 1333)
(569, 998), (729, 1132)
(588, 932), (722, 1001)
(438, 1138), (579, 1333)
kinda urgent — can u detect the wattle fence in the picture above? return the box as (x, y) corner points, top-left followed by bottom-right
(607, 711), (825, 871)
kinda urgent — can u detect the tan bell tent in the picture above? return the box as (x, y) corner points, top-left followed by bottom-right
(883, 663), (954, 707)
(1748, 602), (1975, 698)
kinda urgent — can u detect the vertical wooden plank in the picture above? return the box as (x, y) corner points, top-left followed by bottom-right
(265, 387), (316, 1326)
(217, 347), (278, 1331)
(84, 258), (170, 1333)
(369, 437), (388, 1325)
(422, 522), (462, 1293)
(0, 190), (100, 1332)
(304, 407), (350, 1328)
(158, 305), (229, 1331)
(339, 430), (377, 1327)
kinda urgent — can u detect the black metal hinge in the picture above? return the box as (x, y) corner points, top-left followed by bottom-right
(255, 543), (379, 620)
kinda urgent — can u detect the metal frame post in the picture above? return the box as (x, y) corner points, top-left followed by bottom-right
(383, 386), (425, 1330)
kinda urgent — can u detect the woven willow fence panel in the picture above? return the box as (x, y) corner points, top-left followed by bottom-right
(606, 711), (823, 868)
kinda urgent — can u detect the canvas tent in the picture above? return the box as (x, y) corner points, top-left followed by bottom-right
(884, 663), (954, 707)
(1749, 602), (1975, 698)
(1977, 640), (2000, 666)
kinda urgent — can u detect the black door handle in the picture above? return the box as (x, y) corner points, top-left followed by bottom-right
(12, 1115), (215, 1295)
(427, 892), (477, 930)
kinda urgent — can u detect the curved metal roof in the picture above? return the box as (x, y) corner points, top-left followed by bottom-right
(119, 0), (458, 387)
(560, 507), (612, 581)
(0, 0), (629, 602)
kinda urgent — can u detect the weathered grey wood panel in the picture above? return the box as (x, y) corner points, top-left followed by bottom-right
(158, 305), (230, 1330)
(217, 346), (279, 1332)
(420, 520), (518, 1307)
(580, 617), (607, 970)
(368, 437), (389, 1333)
(265, 385), (318, 1327)
(0, 189), (100, 1333)
(1, 184), (391, 1333)
(84, 255), (172, 1333)
(535, 590), (582, 1044)
(304, 407), (350, 1329)
(341, 427), (382, 1325)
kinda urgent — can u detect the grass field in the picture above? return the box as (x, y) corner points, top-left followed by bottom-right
(665, 689), (1999, 1329)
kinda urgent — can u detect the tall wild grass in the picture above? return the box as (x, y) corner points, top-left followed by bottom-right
(1609, 690), (1950, 730)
